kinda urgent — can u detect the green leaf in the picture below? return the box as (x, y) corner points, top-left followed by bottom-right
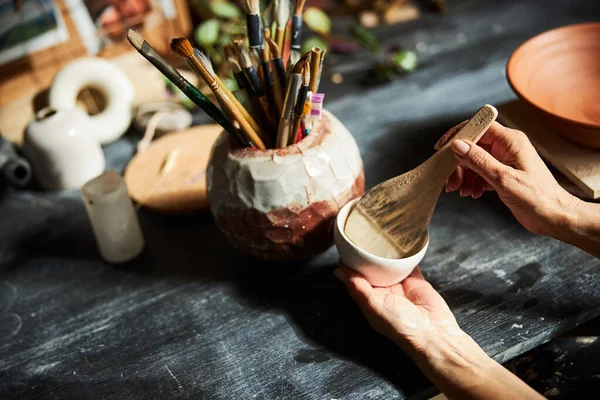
(301, 36), (329, 54)
(303, 7), (331, 36)
(209, 1), (241, 19)
(351, 25), (381, 53)
(392, 50), (418, 72)
(195, 19), (221, 47)
(222, 77), (238, 92)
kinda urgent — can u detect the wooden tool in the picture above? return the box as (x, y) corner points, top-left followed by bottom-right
(124, 124), (222, 214)
(498, 100), (600, 200)
(344, 105), (498, 259)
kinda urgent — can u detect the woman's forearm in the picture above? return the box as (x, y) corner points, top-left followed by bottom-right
(399, 329), (543, 400)
(553, 200), (600, 259)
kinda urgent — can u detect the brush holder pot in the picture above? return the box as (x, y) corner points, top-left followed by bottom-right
(207, 110), (365, 261)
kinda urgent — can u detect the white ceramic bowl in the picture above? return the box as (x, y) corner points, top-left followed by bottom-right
(334, 198), (429, 287)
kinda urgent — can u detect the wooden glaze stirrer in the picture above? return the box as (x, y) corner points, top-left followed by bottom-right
(344, 104), (498, 259)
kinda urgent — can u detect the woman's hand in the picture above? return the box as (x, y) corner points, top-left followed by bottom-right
(435, 121), (582, 237)
(333, 264), (459, 354)
(334, 263), (544, 399)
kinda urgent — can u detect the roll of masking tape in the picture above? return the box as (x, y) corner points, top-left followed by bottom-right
(49, 57), (134, 145)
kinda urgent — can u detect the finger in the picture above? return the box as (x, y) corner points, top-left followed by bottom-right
(471, 175), (486, 199)
(337, 266), (373, 300)
(408, 266), (425, 280)
(451, 139), (512, 190)
(434, 121), (468, 150)
(446, 165), (464, 192)
(459, 169), (477, 197)
(477, 121), (516, 147)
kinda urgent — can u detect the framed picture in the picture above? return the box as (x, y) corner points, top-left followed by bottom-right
(68, 0), (176, 54)
(0, 0), (70, 66)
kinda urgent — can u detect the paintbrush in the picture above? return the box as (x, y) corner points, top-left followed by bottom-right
(171, 39), (267, 149)
(237, 43), (277, 132)
(286, 50), (300, 81)
(308, 47), (322, 93)
(172, 39), (264, 138)
(317, 49), (326, 92)
(126, 30), (244, 145)
(245, 0), (263, 52)
(228, 57), (254, 108)
(290, 64), (310, 145)
(276, 59), (305, 148)
(267, 38), (286, 89)
(262, 1), (274, 59)
(291, 0), (307, 55)
(266, 38), (285, 112)
(274, 0), (290, 55)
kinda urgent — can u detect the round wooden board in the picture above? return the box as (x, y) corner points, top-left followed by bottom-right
(124, 124), (223, 213)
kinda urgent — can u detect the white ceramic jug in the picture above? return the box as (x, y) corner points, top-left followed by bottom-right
(23, 107), (106, 191)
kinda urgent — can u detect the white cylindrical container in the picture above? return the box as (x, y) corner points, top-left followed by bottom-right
(23, 107), (105, 191)
(81, 171), (145, 263)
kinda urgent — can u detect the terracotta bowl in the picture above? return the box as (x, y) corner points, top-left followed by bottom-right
(207, 110), (365, 261)
(507, 22), (600, 149)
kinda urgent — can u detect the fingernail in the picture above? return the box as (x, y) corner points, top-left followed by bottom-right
(451, 140), (470, 157)
(333, 269), (346, 282)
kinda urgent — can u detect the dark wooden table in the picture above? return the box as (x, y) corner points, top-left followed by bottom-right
(2, 1), (600, 398)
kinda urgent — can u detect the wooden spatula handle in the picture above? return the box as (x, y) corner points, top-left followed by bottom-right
(434, 104), (498, 176)
(439, 104), (498, 149)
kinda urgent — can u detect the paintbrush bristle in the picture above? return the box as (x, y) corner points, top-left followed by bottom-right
(302, 64), (310, 86)
(293, 0), (307, 16)
(170, 38), (194, 58)
(228, 56), (242, 73)
(266, 37), (280, 58)
(223, 44), (236, 60)
(194, 48), (215, 76)
(237, 44), (253, 69)
(263, 2), (274, 27)
(127, 29), (144, 51)
(246, 0), (260, 14)
(293, 52), (311, 73)
(292, 58), (306, 74)
(276, 0), (290, 27)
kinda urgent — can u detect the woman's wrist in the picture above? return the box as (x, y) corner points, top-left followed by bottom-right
(398, 327), (543, 399)
(399, 327), (495, 397)
(551, 196), (600, 257)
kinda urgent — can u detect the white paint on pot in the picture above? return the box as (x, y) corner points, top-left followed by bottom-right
(207, 110), (363, 214)
(334, 198), (429, 287)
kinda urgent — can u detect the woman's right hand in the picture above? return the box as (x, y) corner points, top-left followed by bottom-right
(435, 121), (583, 238)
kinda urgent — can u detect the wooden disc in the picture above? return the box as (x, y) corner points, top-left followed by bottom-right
(124, 124), (223, 213)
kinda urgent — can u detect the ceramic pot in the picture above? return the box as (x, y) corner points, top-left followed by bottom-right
(23, 107), (106, 191)
(207, 110), (365, 261)
(334, 198), (429, 287)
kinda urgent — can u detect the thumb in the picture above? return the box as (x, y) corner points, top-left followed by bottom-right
(450, 139), (507, 188)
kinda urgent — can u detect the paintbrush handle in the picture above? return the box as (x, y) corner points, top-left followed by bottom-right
(135, 43), (239, 140)
(291, 15), (302, 50)
(188, 56), (264, 139)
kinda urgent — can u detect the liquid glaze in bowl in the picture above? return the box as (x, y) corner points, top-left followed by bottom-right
(334, 198), (429, 287)
(507, 22), (600, 149)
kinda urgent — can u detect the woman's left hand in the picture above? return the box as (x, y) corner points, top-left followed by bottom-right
(334, 263), (460, 355)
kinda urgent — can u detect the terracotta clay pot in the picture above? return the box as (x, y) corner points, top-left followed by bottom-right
(207, 110), (365, 261)
(507, 22), (600, 149)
